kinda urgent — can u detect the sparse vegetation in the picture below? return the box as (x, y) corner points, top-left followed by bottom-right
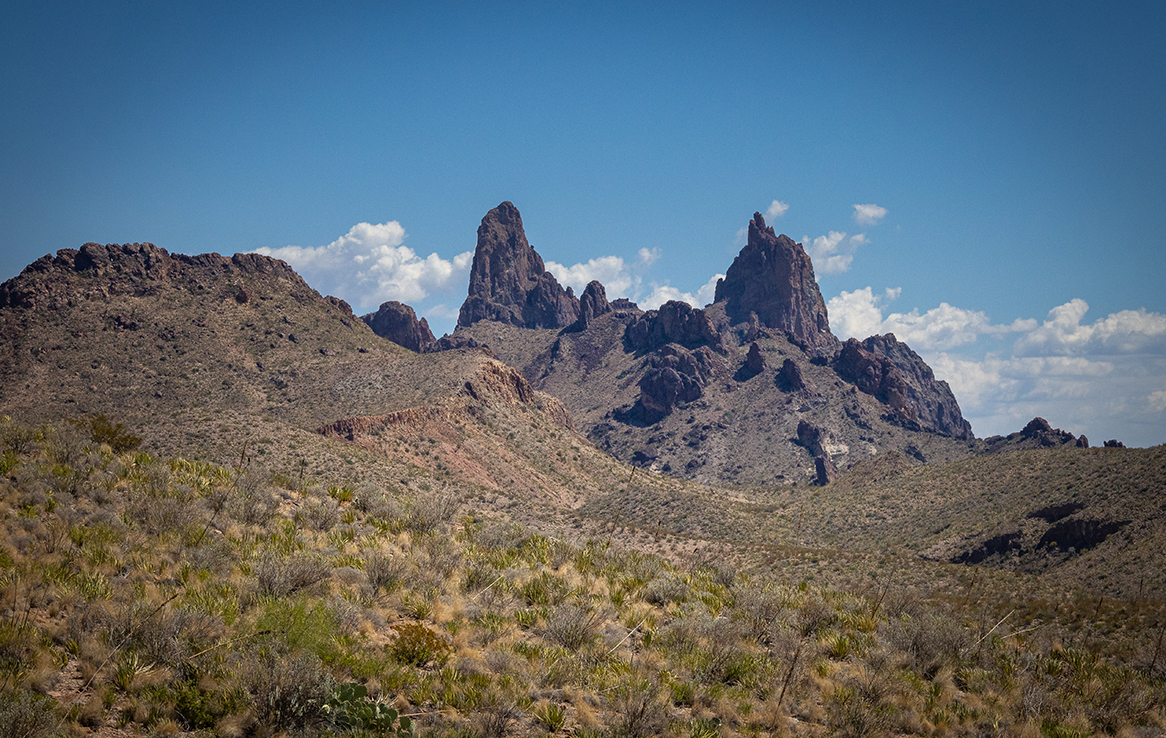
(0, 417), (1161, 737)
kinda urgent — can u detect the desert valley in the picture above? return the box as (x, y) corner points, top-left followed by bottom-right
(0, 202), (1163, 738)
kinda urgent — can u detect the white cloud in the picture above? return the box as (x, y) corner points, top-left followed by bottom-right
(827, 286), (1035, 351)
(639, 273), (723, 311)
(1013, 299), (1166, 356)
(423, 303), (461, 321)
(853, 203), (888, 225)
(1150, 390), (1166, 413)
(254, 221), (472, 311)
(695, 273), (723, 306)
(765, 200), (790, 220)
(546, 256), (637, 298)
(803, 231), (868, 275)
(546, 247), (671, 302)
(825, 287), (889, 340)
(840, 291), (1166, 447)
(640, 285), (694, 311)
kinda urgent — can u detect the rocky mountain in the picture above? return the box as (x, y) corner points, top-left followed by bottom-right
(832, 334), (972, 439)
(3, 238), (1162, 738)
(457, 201), (580, 330)
(444, 205), (978, 485)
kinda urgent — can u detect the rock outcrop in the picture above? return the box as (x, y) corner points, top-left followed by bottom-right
(362, 301), (435, 353)
(625, 301), (722, 353)
(713, 213), (837, 353)
(1019, 417), (1076, 447)
(982, 417), (1085, 453)
(457, 202), (580, 330)
(627, 344), (725, 423)
(833, 335), (973, 439)
(565, 280), (612, 333)
(775, 358), (806, 393)
(0, 242), (311, 311)
(795, 420), (838, 485)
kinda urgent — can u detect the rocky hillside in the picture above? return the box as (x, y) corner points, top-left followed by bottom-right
(0, 241), (632, 516)
(426, 205), (978, 485)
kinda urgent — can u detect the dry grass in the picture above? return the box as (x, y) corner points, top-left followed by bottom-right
(1, 418), (1164, 738)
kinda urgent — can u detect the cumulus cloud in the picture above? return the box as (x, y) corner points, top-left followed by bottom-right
(765, 200), (790, 220)
(825, 287), (891, 340)
(827, 287), (1035, 351)
(546, 256), (638, 298)
(853, 203), (888, 225)
(1150, 390), (1166, 413)
(1013, 299), (1166, 356)
(546, 247), (672, 302)
(695, 273), (723, 306)
(639, 273), (724, 311)
(254, 221), (473, 311)
(804, 231), (868, 274)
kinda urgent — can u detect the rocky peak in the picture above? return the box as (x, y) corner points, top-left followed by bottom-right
(0, 242), (308, 311)
(362, 301), (436, 353)
(457, 202), (580, 330)
(566, 280), (613, 333)
(833, 334), (973, 440)
(713, 212), (837, 353)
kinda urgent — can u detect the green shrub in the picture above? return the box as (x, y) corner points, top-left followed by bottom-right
(255, 600), (341, 663)
(533, 701), (566, 732)
(67, 413), (141, 453)
(171, 682), (248, 729)
(390, 622), (451, 667)
(0, 689), (57, 738)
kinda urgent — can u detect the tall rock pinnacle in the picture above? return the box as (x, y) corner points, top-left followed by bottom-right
(713, 212), (837, 353)
(457, 202), (580, 330)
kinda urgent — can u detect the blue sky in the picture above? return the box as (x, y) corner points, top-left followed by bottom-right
(2, 1), (1164, 446)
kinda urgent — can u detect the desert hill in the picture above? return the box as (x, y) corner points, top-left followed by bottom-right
(0, 241), (623, 515)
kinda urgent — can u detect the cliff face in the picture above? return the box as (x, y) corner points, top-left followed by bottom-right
(713, 212), (837, 353)
(457, 202), (580, 330)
